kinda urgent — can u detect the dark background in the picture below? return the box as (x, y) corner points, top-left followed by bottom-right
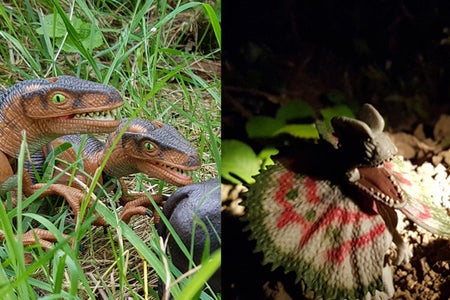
(223, 0), (450, 140)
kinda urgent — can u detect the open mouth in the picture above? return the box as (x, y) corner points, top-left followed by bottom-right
(58, 108), (121, 120)
(152, 162), (195, 181)
(351, 166), (406, 209)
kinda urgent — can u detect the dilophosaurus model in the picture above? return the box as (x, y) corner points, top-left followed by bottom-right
(244, 103), (450, 299)
(0, 76), (123, 249)
(26, 118), (201, 225)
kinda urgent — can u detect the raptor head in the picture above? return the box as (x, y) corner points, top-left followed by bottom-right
(107, 118), (201, 186)
(0, 76), (123, 156)
(20, 76), (123, 133)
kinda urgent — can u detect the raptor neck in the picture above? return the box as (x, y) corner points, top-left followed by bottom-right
(102, 145), (138, 179)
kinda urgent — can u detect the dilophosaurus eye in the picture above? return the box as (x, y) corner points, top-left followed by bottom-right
(144, 142), (155, 151)
(52, 93), (66, 104)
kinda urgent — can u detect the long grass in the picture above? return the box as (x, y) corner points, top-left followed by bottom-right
(0, 0), (220, 299)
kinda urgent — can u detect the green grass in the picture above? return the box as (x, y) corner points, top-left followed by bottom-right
(0, 0), (220, 299)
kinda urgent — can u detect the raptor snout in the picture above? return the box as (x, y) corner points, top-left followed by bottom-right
(187, 152), (201, 168)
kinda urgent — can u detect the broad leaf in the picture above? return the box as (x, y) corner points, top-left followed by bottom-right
(246, 116), (284, 139)
(274, 124), (319, 139)
(276, 100), (315, 122)
(222, 140), (260, 184)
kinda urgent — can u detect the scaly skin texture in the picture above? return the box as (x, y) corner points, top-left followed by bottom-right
(335, 106), (450, 238)
(244, 104), (413, 299)
(245, 162), (392, 299)
(246, 103), (450, 298)
(0, 76), (122, 161)
(157, 179), (221, 297)
(27, 118), (201, 225)
(0, 76), (123, 249)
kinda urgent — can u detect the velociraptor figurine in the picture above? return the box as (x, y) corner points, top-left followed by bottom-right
(0, 76), (123, 249)
(26, 118), (201, 225)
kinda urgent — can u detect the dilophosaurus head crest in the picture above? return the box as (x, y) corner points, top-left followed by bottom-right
(331, 103), (397, 167)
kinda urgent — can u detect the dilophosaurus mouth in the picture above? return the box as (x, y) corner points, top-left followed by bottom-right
(351, 166), (406, 209)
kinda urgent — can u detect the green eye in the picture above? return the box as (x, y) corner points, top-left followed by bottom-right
(52, 93), (66, 104)
(144, 142), (155, 151)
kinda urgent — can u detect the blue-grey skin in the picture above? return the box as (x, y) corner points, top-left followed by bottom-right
(158, 179), (221, 296)
(0, 75), (122, 157)
(26, 118), (200, 187)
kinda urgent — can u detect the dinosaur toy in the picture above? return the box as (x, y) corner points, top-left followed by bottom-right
(244, 103), (450, 299)
(0, 75), (123, 249)
(158, 178), (221, 298)
(333, 105), (450, 237)
(26, 118), (201, 225)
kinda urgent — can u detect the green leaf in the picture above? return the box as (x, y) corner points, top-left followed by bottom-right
(274, 124), (319, 139)
(202, 3), (221, 48)
(178, 249), (221, 300)
(246, 116), (285, 139)
(258, 147), (279, 170)
(320, 104), (355, 124)
(77, 22), (91, 39)
(0, 263), (16, 300)
(51, 0), (100, 77)
(36, 14), (83, 38)
(315, 120), (338, 146)
(35, 13), (103, 53)
(222, 140), (261, 184)
(276, 100), (315, 122)
(79, 23), (103, 51)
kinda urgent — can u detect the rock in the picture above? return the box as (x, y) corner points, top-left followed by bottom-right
(433, 114), (450, 142)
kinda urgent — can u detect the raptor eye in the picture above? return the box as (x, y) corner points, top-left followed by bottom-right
(144, 142), (155, 151)
(52, 93), (66, 104)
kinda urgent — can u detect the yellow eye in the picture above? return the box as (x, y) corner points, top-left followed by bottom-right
(52, 93), (66, 104)
(144, 142), (155, 151)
